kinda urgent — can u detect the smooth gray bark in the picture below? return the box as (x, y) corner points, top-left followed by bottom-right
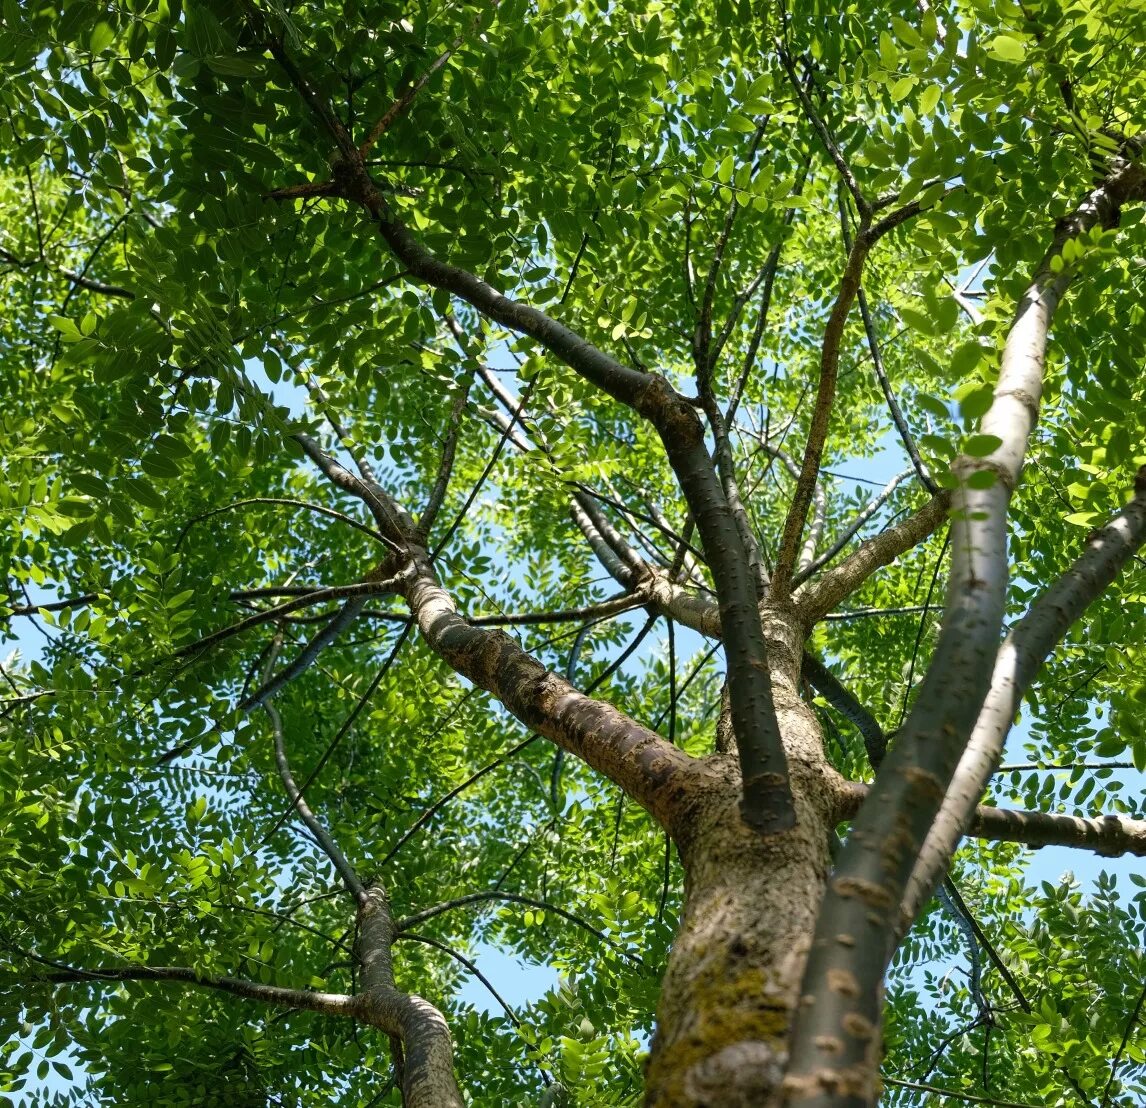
(900, 474), (1146, 924)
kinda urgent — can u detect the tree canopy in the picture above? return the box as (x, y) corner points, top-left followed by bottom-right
(2, 0), (1146, 1105)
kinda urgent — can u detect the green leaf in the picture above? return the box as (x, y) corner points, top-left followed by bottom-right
(989, 35), (1027, 63)
(917, 393), (950, 419)
(48, 315), (83, 341)
(950, 341), (983, 378)
(958, 385), (994, 421)
(89, 21), (116, 54)
(919, 85), (941, 116)
(964, 434), (1003, 457)
(898, 306), (933, 332)
(890, 76), (917, 103)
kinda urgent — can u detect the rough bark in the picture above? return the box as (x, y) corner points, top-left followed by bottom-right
(355, 887), (465, 1108)
(645, 604), (845, 1107)
(647, 759), (832, 1107)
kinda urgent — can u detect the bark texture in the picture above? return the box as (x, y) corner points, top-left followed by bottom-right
(355, 887), (465, 1108)
(646, 606), (845, 1107)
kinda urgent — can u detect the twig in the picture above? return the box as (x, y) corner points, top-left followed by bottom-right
(174, 497), (389, 550)
(417, 372), (474, 539)
(839, 186), (936, 492)
(394, 891), (642, 967)
(777, 46), (869, 217)
(1101, 981), (1146, 1107)
(792, 467), (913, 586)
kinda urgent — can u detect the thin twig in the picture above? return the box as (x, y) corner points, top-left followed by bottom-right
(417, 373), (474, 539)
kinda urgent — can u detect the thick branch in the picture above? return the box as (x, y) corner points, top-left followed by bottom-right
(838, 782), (1146, 858)
(785, 160), (1146, 1106)
(571, 492), (646, 584)
(294, 400), (698, 827)
(967, 804), (1146, 857)
(900, 473), (1146, 923)
(698, 398), (767, 594)
(354, 887), (465, 1108)
(758, 438), (826, 576)
(801, 652), (886, 769)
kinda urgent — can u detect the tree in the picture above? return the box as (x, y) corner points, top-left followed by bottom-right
(2, 0), (1146, 1104)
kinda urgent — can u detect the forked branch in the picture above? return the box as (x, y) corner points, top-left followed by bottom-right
(793, 492), (950, 626)
(785, 156), (1146, 1105)
(900, 470), (1146, 924)
(251, 19), (795, 832)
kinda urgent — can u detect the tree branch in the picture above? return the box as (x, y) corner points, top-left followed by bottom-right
(363, 201), (792, 830)
(394, 891), (642, 967)
(900, 471), (1146, 924)
(792, 467), (913, 587)
(694, 119), (768, 374)
(836, 783), (1146, 858)
(884, 1077), (1043, 1108)
(358, 27), (468, 158)
(266, 684), (366, 899)
(293, 433), (413, 544)
(174, 497), (389, 550)
(170, 582), (401, 664)
(724, 239), (784, 428)
(778, 47), (869, 218)
(417, 373), (473, 540)
(801, 652), (886, 770)
(771, 233), (870, 594)
(793, 492), (950, 626)
(294, 417), (699, 831)
(402, 550), (695, 833)
(2, 592), (98, 618)
(241, 598), (368, 710)
(23, 955), (356, 1018)
(840, 190), (935, 493)
(785, 158), (1146, 1105)
(757, 438), (825, 576)
(353, 887), (465, 1108)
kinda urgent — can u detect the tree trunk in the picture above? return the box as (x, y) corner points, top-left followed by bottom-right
(647, 608), (844, 1106)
